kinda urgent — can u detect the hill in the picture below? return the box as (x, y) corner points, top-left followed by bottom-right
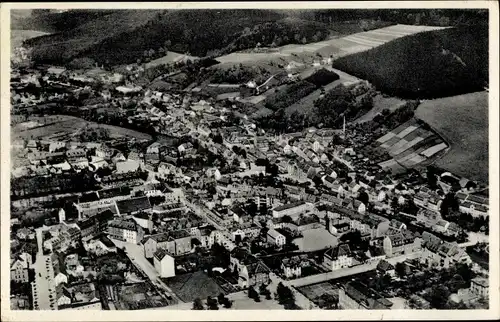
(331, 24), (488, 99)
(11, 9), (116, 33)
(22, 10), (313, 66)
(415, 91), (488, 183)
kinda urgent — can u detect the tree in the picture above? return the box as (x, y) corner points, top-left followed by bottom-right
(206, 296), (218, 310)
(358, 191), (369, 205)
(276, 282), (296, 308)
(427, 285), (451, 309)
(217, 293), (226, 305)
(192, 297), (204, 310)
(395, 262), (406, 279)
(248, 286), (258, 299)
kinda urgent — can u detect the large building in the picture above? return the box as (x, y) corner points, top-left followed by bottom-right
(107, 219), (144, 244)
(11, 252), (32, 283)
(272, 201), (314, 219)
(142, 229), (192, 258)
(323, 244), (353, 271)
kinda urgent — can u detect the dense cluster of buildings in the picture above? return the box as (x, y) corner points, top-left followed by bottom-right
(10, 56), (489, 311)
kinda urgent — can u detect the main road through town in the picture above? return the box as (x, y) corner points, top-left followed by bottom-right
(290, 251), (423, 288)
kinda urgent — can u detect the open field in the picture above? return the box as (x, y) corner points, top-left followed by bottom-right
(285, 67), (360, 116)
(11, 115), (152, 141)
(297, 282), (339, 305)
(293, 228), (338, 252)
(146, 51), (198, 69)
(216, 24), (448, 66)
(415, 91), (488, 183)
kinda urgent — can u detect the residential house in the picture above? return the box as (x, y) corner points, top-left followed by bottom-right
(421, 233), (470, 269)
(281, 255), (310, 279)
(230, 247), (270, 288)
(323, 244), (352, 271)
(382, 230), (421, 258)
(376, 260), (395, 277)
(153, 248), (176, 278)
(11, 253), (32, 283)
(470, 277), (489, 298)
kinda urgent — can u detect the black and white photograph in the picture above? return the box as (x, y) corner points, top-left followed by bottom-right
(1, 2), (498, 320)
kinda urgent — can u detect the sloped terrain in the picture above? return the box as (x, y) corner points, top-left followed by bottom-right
(331, 25), (488, 98)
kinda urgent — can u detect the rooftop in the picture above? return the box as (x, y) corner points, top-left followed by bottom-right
(116, 196), (151, 214)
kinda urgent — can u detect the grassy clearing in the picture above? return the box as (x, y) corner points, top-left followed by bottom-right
(415, 91), (488, 182)
(145, 51), (198, 69)
(11, 114), (152, 141)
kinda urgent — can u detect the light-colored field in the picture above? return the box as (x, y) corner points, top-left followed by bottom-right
(216, 24), (449, 65)
(415, 91), (488, 183)
(293, 228), (338, 252)
(11, 29), (49, 50)
(286, 66), (360, 116)
(151, 291), (283, 310)
(146, 51), (198, 69)
(11, 114), (152, 141)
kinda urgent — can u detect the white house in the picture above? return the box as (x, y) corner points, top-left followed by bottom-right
(154, 248), (176, 278)
(267, 229), (286, 248)
(323, 244), (352, 271)
(272, 201), (314, 219)
(10, 253), (32, 283)
(55, 272), (68, 286)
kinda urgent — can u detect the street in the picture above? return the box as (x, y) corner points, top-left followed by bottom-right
(290, 251), (422, 288)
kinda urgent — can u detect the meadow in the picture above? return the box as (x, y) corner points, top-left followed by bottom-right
(415, 91), (488, 183)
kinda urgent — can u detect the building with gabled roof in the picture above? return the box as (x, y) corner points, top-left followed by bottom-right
(107, 219), (144, 244)
(324, 244), (352, 271)
(376, 259), (395, 277)
(281, 255), (310, 279)
(382, 229), (421, 258)
(116, 196), (151, 215)
(154, 248), (175, 278)
(266, 229), (286, 248)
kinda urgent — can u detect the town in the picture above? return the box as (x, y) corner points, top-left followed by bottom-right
(9, 8), (490, 312)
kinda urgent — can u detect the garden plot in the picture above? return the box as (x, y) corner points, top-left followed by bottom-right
(374, 119), (447, 171)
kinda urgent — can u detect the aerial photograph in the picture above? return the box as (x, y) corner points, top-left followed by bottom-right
(8, 7), (491, 312)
